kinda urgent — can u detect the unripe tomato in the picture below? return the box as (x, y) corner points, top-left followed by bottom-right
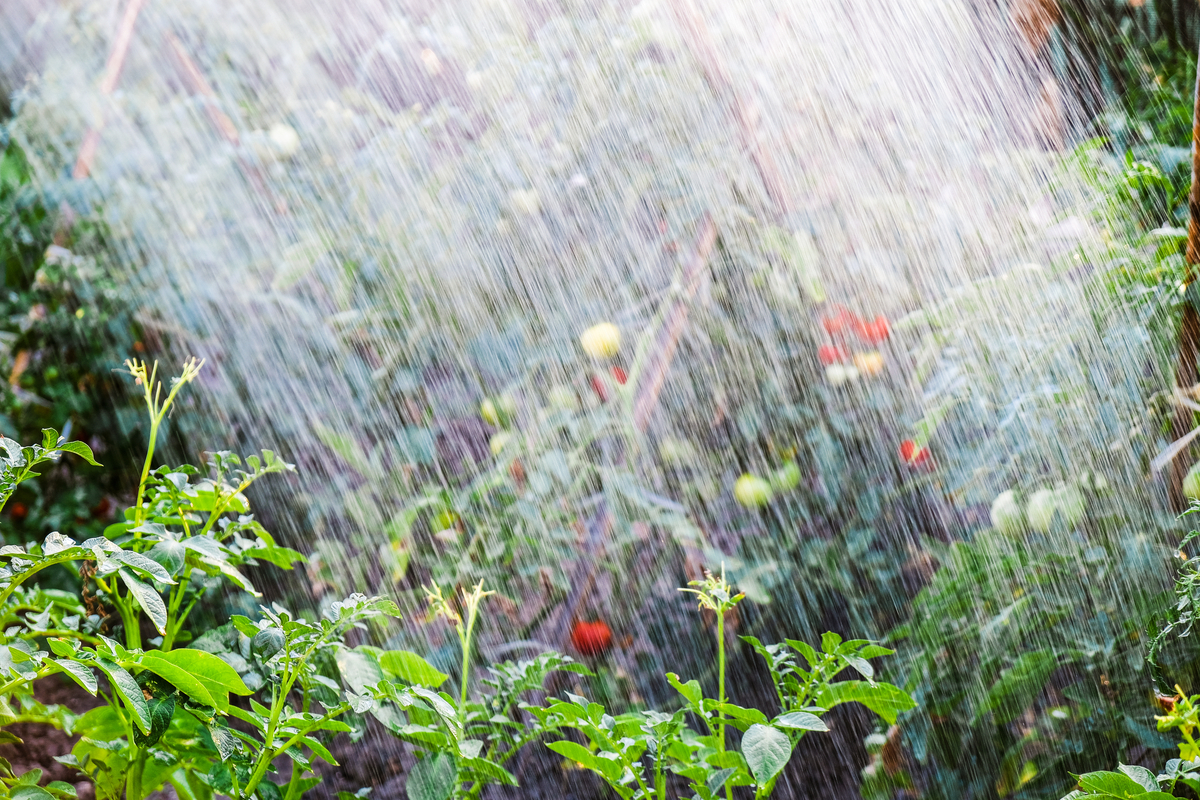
(580, 323), (621, 359)
(825, 364), (860, 386)
(1026, 485), (1084, 533)
(857, 315), (890, 344)
(1185, 463), (1200, 501)
(658, 437), (698, 465)
(990, 490), (1024, 535)
(480, 398), (501, 426)
(571, 619), (613, 657)
(480, 394), (517, 427)
(771, 461), (802, 492)
(547, 385), (579, 412)
(853, 351), (885, 377)
(734, 474), (773, 507)
(489, 432), (512, 457)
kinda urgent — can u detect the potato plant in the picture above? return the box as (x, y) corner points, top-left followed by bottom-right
(535, 571), (915, 800)
(0, 360), (414, 800)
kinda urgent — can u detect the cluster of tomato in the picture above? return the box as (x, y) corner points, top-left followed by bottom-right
(817, 306), (889, 385)
(898, 439), (933, 471)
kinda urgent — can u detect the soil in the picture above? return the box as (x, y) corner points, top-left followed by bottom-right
(0, 673), (102, 797)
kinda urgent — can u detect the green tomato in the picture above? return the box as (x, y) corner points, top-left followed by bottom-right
(990, 490), (1024, 535)
(658, 437), (698, 466)
(480, 394), (517, 427)
(771, 461), (802, 493)
(489, 432), (513, 457)
(1057, 485), (1084, 526)
(1185, 463), (1200, 501)
(734, 474), (773, 508)
(480, 398), (501, 426)
(547, 385), (578, 412)
(1026, 485), (1084, 533)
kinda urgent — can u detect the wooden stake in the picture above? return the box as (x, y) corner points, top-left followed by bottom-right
(72, 0), (147, 180)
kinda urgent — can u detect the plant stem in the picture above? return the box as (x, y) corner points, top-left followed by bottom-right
(133, 417), (159, 527)
(245, 664), (293, 796)
(717, 608), (726, 752)
(459, 626), (471, 717)
(718, 609), (732, 800)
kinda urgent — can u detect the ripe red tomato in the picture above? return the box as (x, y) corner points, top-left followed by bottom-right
(8, 502), (27, 521)
(857, 315), (890, 344)
(821, 306), (859, 337)
(590, 374), (610, 402)
(611, 366), (627, 385)
(899, 440), (932, 469)
(571, 619), (613, 657)
(817, 345), (847, 366)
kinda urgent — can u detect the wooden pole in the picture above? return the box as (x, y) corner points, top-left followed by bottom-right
(72, 0), (147, 180)
(632, 214), (718, 431)
(1168, 50), (1200, 512)
(668, 0), (790, 218)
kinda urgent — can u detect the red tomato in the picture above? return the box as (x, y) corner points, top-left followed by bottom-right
(611, 366), (627, 385)
(818, 345), (847, 366)
(571, 619), (613, 657)
(8, 502), (26, 522)
(899, 440), (932, 469)
(857, 315), (890, 344)
(590, 374), (610, 403)
(821, 306), (859, 337)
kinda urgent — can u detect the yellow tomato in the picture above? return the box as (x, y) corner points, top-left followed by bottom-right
(852, 351), (885, 377)
(489, 432), (513, 456)
(580, 323), (620, 359)
(734, 474), (773, 508)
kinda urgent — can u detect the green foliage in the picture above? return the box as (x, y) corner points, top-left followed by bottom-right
(0, 136), (141, 550)
(539, 574), (913, 800)
(0, 362), (417, 800)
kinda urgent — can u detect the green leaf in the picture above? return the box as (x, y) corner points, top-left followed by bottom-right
(843, 655), (874, 681)
(378, 650), (449, 689)
(112, 550), (176, 584)
(545, 741), (622, 782)
(707, 768), (736, 795)
(666, 672), (703, 708)
(1118, 764), (1159, 793)
(774, 711), (828, 732)
(812, 681), (915, 725)
(55, 441), (100, 466)
(337, 648), (385, 695)
(49, 659), (96, 695)
(820, 632), (843, 654)
(118, 569), (168, 635)
(133, 696), (175, 747)
(741, 724), (793, 785)
(715, 703), (769, 730)
(11, 786), (55, 800)
(406, 752), (457, 800)
(150, 649), (252, 695)
(1077, 770), (1155, 798)
(982, 650), (1058, 724)
(460, 756), (517, 786)
(92, 660), (151, 734)
(137, 652), (218, 709)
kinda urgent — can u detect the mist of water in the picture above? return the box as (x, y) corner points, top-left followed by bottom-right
(0, 0), (1183, 795)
